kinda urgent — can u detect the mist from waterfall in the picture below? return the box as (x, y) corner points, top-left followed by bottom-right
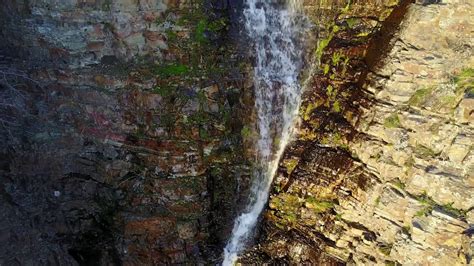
(223, 0), (307, 264)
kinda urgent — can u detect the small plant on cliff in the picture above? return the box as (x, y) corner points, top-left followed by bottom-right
(305, 197), (335, 213)
(440, 202), (467, 219)
(240, 125), (252, 138)
(404, 156), (415, 169)
(195, 19), (208, 43)
(270, 193), (303, 227)
(413, 144), (438, 158)
(414, 192), (435, 217)
(301, 98), (325, 122)
(384, 113), (401, 128)
(335, 213), (344, 221)
(332, 100), (342, 113)
(414, 193), (466, 219)
(283, 158), (299, 175)
(303, 102), (317, 121)
(393, 179), (405, 190)
(415, 207), (432, 218)
(346, 18), (359, 29)
(453, 67), (474, 95)
(408, 87), (434, 106)
(379, 243), (393, 256)
(331, 52), (343, 67)
(401, 225), (411, 235)
(315, 23), (340, 63)
(326, 84), (335, 98)
(323, 64), (330, 75)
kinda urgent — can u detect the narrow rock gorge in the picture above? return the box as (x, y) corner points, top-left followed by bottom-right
(0, 0), (472, 265)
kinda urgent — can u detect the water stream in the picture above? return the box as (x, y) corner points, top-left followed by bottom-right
(223, 0), (308, 264)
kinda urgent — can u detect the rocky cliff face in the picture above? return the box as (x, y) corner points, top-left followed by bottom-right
(0, 0), (251, 264)
(1, 0), (472, 265)
(246, 0), (473, 265)
(349, 1), (473, 263)
(1, 0), (168, 66)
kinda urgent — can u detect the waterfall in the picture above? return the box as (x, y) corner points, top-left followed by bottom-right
(223, 0), (307, 264)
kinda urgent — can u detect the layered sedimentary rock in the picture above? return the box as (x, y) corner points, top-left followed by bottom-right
(350, 1), (473, 263)
(0, 0), (250, 264)
(247, 0), (473, 265)
(1, 0), (169, 66)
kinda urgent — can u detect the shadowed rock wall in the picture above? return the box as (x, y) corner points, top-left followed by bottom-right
(0, 0), (251, 264)
(0, 0), (170, 67)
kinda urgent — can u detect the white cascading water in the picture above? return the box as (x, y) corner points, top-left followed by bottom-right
(223, 0), (307, 264)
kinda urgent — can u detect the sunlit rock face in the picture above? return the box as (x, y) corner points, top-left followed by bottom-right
(0, 0), (251, 264)
(350, 1), (473, 264)
(243, 0), (473, 265)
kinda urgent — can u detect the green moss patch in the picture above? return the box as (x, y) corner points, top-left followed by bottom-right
(269, 193), (303, 226)
(154, 64), (189, 78)
(305, 197), (335, 213)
